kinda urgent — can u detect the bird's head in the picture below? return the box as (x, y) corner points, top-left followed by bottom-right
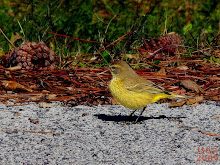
(109, 61), (136, 78)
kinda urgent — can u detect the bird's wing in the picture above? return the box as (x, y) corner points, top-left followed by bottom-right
(125, 82), (171, 95)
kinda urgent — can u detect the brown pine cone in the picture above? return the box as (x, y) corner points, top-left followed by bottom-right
(139, 32), (183, 60)
(3, 41), (56, 70)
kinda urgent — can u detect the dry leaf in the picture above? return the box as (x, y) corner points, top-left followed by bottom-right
(39, 102), (53, 108)
(98, 10), (111, 18)
(169, 100), (186, 107)
(46, 94), (57, 100)
(2, 80), (33, 92)
(186, 96), (204, 106)
(125, 54), (135, 59)
(214, 115), (220, 118)
(14, 112), (21, 116)
(181, 79), (205, 93)
(42, 90), (50, 93)
(177, 65), (189, 71)
(66, 87), (74, 91)
(30, 94), (44, 101)
(29, 84), (38, 89)
(156, 68), (166, 75)
(89, 56), (98, 63)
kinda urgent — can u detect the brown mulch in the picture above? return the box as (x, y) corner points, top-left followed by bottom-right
(0, 66), (111, 106)
(0, 59), (219, 107)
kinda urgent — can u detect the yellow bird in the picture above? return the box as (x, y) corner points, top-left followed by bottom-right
(109, 60), (185, 122)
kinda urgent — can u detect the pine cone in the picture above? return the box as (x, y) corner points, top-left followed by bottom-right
(139, 32), (183, 60)
(3, 41), (56, 70)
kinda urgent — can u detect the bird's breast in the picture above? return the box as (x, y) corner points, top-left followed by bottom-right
(109, 78), (153, 109)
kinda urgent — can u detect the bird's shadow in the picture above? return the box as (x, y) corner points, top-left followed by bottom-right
(94, 114), (186, 123)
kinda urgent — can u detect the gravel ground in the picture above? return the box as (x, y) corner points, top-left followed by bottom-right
(0, 101), (219, 165)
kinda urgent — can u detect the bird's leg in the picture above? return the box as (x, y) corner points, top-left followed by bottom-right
(135, 107), (147, 123)
(129, 109), (137, 116)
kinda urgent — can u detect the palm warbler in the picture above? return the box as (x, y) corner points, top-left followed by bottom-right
(109, 60), (185, 122)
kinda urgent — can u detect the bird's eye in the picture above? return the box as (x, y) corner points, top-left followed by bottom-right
(111, 66), (116, 70)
